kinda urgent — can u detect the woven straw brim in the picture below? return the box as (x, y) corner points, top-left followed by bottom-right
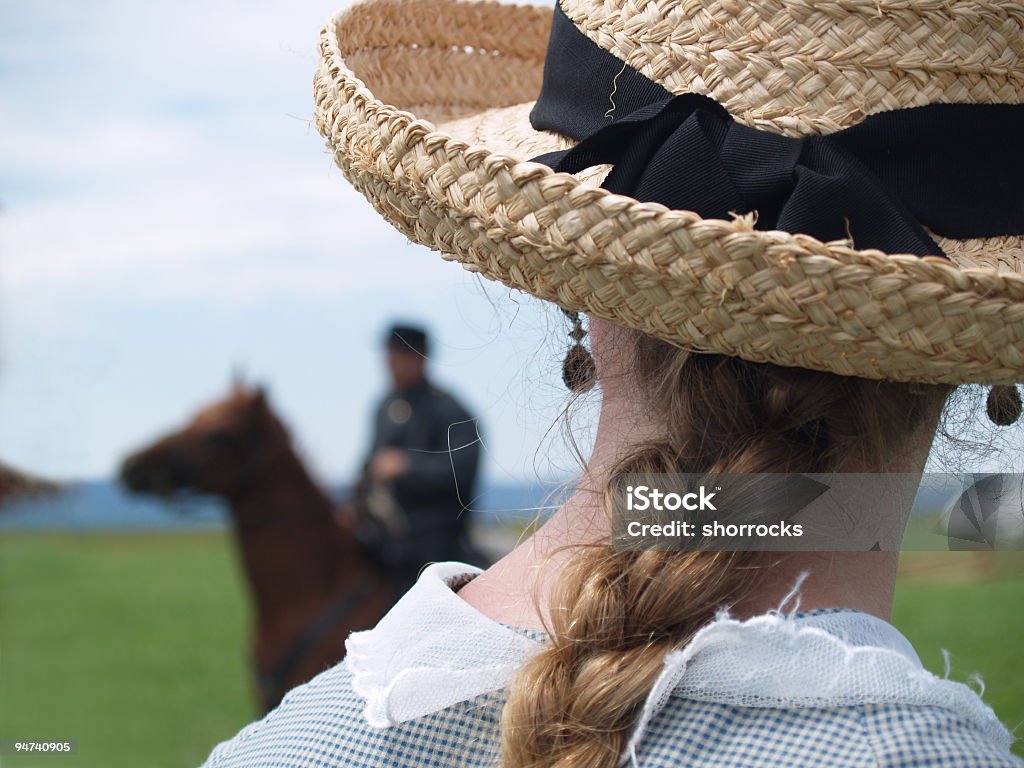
(315, 0), (1024, 385)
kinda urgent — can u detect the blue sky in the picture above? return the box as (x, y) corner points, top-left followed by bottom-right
(0, 0), (593, 485)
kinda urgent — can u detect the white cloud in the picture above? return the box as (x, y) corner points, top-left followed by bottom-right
(1, 0), (450, 303)
(0, 101), (454, 304)
(0, 154), (445, 303)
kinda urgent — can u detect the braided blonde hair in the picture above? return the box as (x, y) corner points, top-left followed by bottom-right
(499, 333), (951, 768)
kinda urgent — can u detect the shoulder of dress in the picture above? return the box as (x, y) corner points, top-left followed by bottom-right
(198, 661), (363, 767)
(853, 702), (1024, 767)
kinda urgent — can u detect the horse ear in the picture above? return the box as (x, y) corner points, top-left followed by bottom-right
(253, 384), (267, 405)
(231, 365), (247, 393)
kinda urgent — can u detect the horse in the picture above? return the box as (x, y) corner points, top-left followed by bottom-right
(0, 462), (58, 502)
(119, 383), (397, 712)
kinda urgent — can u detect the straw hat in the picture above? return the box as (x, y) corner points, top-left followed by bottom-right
(314, 0), (1024, 386)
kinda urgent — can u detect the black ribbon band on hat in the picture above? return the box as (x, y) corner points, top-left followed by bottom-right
(529, 3), (1024, 257)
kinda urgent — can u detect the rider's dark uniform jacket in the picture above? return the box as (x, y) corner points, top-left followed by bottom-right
(362, 379), (480, 572)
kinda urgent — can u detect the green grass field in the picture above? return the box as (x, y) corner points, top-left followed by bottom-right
(0, 534), (253, 768)
(1, 534), (1022, 767)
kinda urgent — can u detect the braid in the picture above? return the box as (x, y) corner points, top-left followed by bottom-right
(500, 338), (950, 768)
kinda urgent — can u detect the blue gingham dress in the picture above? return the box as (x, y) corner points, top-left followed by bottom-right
(201, 563), (1021, 767)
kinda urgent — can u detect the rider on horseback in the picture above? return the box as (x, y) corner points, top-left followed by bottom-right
(355, 324), (484, 587)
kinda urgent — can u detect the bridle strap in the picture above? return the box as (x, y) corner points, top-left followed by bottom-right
(257, 577), (381, 708)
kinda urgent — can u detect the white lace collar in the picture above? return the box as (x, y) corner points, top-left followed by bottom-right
(346, 563), (542, 728)
(345, 562), (1012, 761)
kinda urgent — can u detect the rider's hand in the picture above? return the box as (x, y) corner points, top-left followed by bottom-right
(368, 448), (409, 481)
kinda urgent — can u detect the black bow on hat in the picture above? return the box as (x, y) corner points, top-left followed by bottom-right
(530, 4), (1024, 258)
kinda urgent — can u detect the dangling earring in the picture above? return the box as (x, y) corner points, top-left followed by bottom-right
(986, 384), (1022, 426)
(561, 309), (596, 393)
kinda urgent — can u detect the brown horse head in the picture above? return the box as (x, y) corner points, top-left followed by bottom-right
(120, 383), (290, 500)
